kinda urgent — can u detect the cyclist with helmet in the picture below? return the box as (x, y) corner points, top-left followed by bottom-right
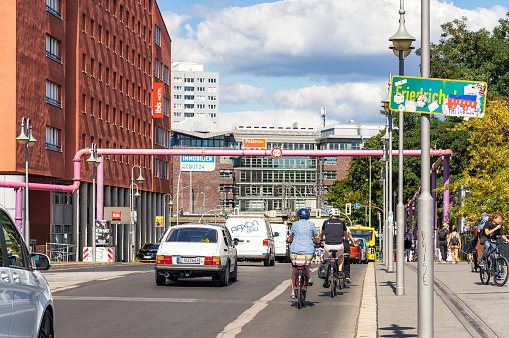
(288, 208), (320, 299)
(320, 208), (349, 288)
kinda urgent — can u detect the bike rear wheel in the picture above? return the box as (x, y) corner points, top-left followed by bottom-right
(494, 256), (509, 287)
(330, 276), (336, 298)
(480, 264), (490, 285)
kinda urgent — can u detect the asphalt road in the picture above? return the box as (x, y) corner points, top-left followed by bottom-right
(43, 261), (367, 337)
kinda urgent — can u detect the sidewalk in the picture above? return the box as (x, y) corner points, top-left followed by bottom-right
(375, 261), (507, 337)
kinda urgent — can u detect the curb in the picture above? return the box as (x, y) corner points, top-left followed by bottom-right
(355, 263), (377, 338)
(50, 261), (120, 268)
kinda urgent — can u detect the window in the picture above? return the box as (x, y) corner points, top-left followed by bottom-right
(322, 171), (337, 179)
(46, 80), (61, 107)
(173, 103), (182, 109)
(184, 104), (194, 109)
(220, 169), (233, 178)
(173, 76), (182, 82)
(184, 87), (194, 92)
(208, 105), (216, 110)
(196, 95), (206, 101)
(154, 24), (161, 46)
(196, 104), (205, 109)
(196, 87), (205, 92)
(46, 0), (61, 19)
(173, 95), (182, 100)
(208, 96), (217, 101)
(173, 86), (182, 91)
(163, 66), (169, 84)
(174, 112), (182, 117)
(184, 78), (194, 83)
(165, 130), (171, 148)
(154, 58), (159, 78)
(163, 97), (169, 117)
(157, 127), (164, 146)
(196, 78), (205, 83)
(46, 35), (61, 63)
(208, 78), (216, 83)
(184, 95), (194, 100)
(208, 87), (217, 92)
(208, 113), (216, 118)
(154, 158), (159, 177)
(1, 211), (27, 268)
(46, 126), (60, 151)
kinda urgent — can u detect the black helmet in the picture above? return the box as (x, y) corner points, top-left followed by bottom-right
(297, 208), (310, 219)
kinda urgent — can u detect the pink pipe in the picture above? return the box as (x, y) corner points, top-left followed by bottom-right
(15, 188), (23, 231)
(0, 147), (453, 194)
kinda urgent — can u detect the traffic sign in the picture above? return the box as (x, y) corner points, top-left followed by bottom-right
(322, 208), (328, 214)
(390, 75), (487, 118)
(271, 147), (283, 158)
(354, 203), (361, 210)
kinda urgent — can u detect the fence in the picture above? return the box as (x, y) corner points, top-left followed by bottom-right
(45, 243), (76, 262)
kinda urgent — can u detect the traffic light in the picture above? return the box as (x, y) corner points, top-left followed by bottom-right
(345, 203), (351, 215)
(224, 211), (229, 219)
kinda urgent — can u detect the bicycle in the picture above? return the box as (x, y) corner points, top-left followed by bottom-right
(479, 241), (509, 287)
(326, 249), (345, 297)
(291, 252), (313, 309)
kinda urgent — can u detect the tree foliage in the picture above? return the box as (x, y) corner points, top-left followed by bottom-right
(449, 98), (509, 226)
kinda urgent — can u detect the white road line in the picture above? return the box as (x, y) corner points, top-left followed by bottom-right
(217, 279), (290, 338)
(216, 267), (317, 338)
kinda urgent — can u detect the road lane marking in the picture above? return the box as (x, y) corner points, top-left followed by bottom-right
(52, 295), (357, 306)
(217, 279), (290, 338)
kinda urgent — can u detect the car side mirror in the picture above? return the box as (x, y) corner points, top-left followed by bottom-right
(233, 239), (239, 246)
(32, 253), (51, 271)
(273, 232), (279, 237)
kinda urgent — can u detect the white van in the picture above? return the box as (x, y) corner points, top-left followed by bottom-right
(225, 216), (275, 266)
(271, 223), (290, 262)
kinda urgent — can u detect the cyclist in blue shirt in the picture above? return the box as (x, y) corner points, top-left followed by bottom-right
(288, 208), (320, 299)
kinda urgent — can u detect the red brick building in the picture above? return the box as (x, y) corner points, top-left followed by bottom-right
(0, 0), (172, 261)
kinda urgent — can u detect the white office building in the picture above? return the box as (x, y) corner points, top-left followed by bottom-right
(171, 62), (219, 124)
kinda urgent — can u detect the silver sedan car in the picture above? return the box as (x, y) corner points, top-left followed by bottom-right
(0, 204), (53, 338)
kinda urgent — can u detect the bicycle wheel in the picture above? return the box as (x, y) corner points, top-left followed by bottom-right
(494, 256), (509, 287)
(480, 263), (490, 285)
(330, 276), (336, 298)
(296, 282), (303, 309)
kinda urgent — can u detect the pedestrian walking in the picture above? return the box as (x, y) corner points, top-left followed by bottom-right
(448, 226), (461, 263)
(438, 222), (449, 263)
(404, 235), (412, 262)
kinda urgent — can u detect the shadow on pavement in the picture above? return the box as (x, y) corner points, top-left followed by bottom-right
(380, 280), (396, 294)
(379, 324), (417, 337)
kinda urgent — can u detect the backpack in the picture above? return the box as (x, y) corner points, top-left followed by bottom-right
(438, 229), (447, 241)
(451, 234), (459, 246)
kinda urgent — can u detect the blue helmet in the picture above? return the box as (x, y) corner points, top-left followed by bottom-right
(297, 208), (310, 219)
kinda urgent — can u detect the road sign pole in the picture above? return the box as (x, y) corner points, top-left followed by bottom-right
(419, 1), (434, 336)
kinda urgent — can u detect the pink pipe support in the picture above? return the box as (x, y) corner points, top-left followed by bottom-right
(15, 188), (23, 231)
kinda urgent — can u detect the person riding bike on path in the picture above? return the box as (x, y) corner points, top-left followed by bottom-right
(320, 208), (349, 288)
(288, 208), (320, 299)
(479, 212), (509, 266)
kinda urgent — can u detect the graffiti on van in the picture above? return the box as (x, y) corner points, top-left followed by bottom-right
(230, 220), (259, 234)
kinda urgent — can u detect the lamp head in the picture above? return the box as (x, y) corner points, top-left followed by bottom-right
(134, 190), (141, 198)
(87, 153), (99, 167)
(16, 130), (29, 145)
(389, 44), (414, 58)
(389, 13), (415, 51)
(381, 91), (391, 114)
(136, 172), (145, 182)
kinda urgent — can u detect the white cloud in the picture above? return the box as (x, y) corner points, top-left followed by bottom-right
(220, 82), (265, 104)
(272, 82), (387, 121)
(166, 0), (506, 66)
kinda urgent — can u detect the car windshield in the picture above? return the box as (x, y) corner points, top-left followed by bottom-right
(167, 228), (218, 243)
(350, 230), (372, 243)
(142, 243), (159, 250)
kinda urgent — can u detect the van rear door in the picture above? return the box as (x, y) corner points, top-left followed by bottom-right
(227, 218), (267, 257)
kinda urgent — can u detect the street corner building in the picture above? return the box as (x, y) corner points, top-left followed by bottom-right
(0, 0), (172, 262)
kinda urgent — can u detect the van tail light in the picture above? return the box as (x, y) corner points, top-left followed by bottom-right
(204, 256), (221, 265)
(157, 255), (172, 264)
(263, 239), (268, 246)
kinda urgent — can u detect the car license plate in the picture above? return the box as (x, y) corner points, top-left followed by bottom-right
(144, 255), (152, 259)
(179, 257), (200, 264)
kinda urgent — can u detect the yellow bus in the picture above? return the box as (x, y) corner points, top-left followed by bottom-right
(349, 225), (376, 261)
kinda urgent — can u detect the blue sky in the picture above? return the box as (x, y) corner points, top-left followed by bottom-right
(158, 0), (508, 129)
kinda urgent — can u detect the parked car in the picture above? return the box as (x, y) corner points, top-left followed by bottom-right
(271, 223), (290, 262)
(225, 216), (275, 266)
(137, 243), (160, 262)
(154, 223), (237, 286)
(0, 204), (53, 337)
(350, 238), (368, 264)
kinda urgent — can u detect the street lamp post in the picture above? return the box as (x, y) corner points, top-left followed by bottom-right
(130, 165), (144, 262)
(16, 117), (37, 244)
(389, 0), (415, 296)
(86, 144), (101, 262)
(380, 132), (389, 265)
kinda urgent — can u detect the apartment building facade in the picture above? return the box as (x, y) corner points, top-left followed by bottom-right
(171, 62), (219, 124)
(0, 0), (173, 262)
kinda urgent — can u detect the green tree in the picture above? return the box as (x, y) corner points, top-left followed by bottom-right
(418, 13), (509, 97)
(449, 98), (509, 231)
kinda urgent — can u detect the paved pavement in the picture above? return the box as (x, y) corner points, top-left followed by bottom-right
(374, 261), (507, 338)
